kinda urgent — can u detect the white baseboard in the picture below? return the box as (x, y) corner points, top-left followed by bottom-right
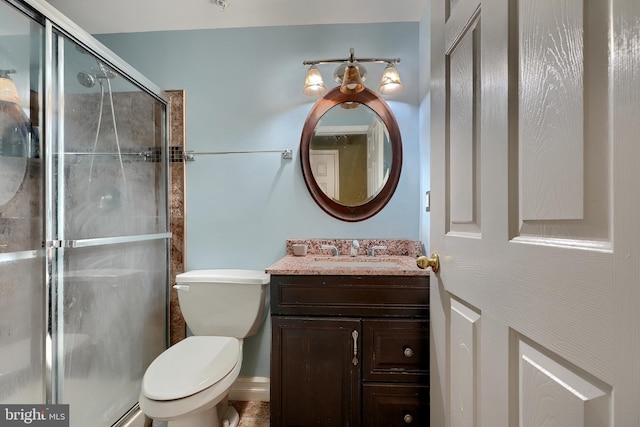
(229, 376), (270, 402)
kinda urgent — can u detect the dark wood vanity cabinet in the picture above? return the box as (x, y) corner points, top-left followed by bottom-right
(270, 274), (429, 427)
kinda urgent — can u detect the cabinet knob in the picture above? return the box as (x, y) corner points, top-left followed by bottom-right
(403, 346), (414, 358)
(403, 413), (414, 423)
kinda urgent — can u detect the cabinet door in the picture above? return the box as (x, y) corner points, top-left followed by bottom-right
(271, 316), (361, 427)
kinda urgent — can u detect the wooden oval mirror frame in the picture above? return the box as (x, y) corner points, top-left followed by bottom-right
(300, 86), (402, 222)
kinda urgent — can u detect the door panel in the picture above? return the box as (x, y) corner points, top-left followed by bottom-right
(515, 0), (610, 242)
(310, 149), (339, 200)
(447, 4), (481, 235)
(0, 0), (45, 405)
(517, 339), (611, 427)
(450, 299), (480, 427)
(431, 0), (640, 426)
(519, 0), (585, 222)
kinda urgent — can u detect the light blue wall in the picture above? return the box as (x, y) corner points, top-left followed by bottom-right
(98, 22), (421, 378)
(418, 2), (431, 253)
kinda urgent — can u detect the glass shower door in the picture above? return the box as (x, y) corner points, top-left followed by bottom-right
(51, 34), (169, 426)
(0, 2), (170, 425)
(0, 0), (44, 406)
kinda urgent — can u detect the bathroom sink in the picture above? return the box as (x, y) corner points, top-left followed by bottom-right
(310, 257), (404, 269)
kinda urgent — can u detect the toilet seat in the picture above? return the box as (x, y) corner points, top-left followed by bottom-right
(142, 336), (240, 400)
(138, 346), (243, 421)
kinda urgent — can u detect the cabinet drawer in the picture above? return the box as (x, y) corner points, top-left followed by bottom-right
(363, 383), (429, 427)
(271, 275), (429, 317)
(363, 319), (429, 382)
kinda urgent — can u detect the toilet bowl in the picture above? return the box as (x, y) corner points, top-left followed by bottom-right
(138, 269), (270, 427)
(139, 337), (243, 426)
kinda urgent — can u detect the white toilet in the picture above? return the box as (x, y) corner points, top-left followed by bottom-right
(138, 269), (270, 427)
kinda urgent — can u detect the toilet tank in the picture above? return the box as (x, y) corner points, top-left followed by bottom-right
(174, 269), (270, 338)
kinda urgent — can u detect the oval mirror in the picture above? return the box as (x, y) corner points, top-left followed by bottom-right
(300, 86), (402, 222)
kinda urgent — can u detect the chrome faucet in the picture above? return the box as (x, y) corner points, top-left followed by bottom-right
(350, 240), (360, 257)
(321, 244), (339, 257)
(369, 245), (387, 257)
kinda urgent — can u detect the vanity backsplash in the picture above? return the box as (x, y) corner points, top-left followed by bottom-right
(285, 239), (424, 257)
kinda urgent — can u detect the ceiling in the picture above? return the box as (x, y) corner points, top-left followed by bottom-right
(45, 0), (428, 35)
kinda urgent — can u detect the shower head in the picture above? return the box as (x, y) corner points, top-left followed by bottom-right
(77, 71), (96, 88)
(77, 65), (117, 88)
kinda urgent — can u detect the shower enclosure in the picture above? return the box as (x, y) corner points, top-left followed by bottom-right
(0, 1), (170, 426)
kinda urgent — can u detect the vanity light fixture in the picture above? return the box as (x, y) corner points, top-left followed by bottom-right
(303, 48), (402, 97)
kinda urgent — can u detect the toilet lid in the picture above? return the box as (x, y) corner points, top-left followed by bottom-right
(142, 336), (240, 400)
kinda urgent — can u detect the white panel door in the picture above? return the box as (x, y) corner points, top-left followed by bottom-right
(309, 149), (339, 200)
(430, 0), (640, 426)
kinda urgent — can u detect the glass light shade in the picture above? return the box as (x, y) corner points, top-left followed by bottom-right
(303, 65), (326, 96)
(0, 76), (20, 103)
(333, 63), (367, 84)
(340, 65), (364, 94)
(378, 63), (403, 95)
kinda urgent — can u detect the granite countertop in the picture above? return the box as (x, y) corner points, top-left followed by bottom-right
(265, 239), (430, 276)
(265, 255), (429, 276)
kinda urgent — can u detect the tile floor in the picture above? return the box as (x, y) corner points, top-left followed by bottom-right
(229, 401), (270, 427)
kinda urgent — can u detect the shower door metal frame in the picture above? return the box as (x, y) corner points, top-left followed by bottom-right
(6, 0), (172, 421)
